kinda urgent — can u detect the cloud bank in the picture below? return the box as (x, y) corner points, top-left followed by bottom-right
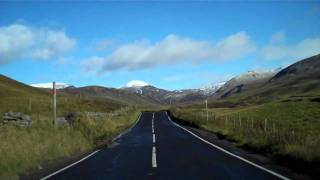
(0, 24), (76, 65)
(82, 32), (255, 72)
(261, 32), (320, 61)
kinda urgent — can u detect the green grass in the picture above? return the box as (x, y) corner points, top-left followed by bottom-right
(170, 99), (320, 162)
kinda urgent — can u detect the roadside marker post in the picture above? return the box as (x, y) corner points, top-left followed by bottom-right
(205, 100), (208, 123)
(52, 81), (57, 126)
(264, 118), (268, 132)
(28, 98), (32, 112)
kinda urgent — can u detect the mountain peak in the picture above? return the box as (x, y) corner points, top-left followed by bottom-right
(124, 80), (149, 88)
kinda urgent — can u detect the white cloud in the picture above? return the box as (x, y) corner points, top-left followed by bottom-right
(261, 37), (320, 61)
(80, 56), (104, 73)
(0, 24), (76, 65)
(32, 31), (75, 59)
(86, 32), (255, 72)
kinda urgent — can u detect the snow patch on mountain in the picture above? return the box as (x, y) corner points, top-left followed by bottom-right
(229, 69), (281, 84)
(123, 80), (148, 88)
(200, 81), (226, 95)
(30, 82), (72, 89)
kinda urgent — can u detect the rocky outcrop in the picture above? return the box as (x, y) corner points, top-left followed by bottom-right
(2, 112), (32, 127)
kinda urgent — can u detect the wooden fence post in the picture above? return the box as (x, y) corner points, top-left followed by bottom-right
(251, 118), (254, 129)
(28, 98), (32, 112)
(264, 118), (268, 132)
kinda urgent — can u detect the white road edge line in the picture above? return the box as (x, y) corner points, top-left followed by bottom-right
(153, 133), (156, 143)
(112, 112), (142, 142)
(166, 112), (289, 180)
(152, 146), (157, 168)
(40, 150), (100, 180)
(41, 112), (143, 180)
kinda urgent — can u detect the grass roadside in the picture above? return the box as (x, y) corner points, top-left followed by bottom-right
(169, 99), (320, 177)
(0, 107), (141, 180)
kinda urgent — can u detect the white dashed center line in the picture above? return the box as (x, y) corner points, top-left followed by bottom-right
(152, 112), (157, 168)
(152, 146), (157, 168)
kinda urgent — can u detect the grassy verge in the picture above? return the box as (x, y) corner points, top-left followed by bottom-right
(0, 106), (140, 179)
(169, 99), (320, 176)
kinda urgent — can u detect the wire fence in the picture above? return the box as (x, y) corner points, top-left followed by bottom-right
(173, 108), (317, 149)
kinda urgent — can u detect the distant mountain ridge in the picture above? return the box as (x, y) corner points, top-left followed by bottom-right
(30, 82), (72, 89)
(26, 54), (320, 105)
(212, 54), (320, 104)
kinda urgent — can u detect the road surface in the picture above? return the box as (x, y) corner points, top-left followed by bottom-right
(41, 111), (288, 180)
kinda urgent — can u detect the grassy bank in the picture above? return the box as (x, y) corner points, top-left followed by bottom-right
(0, 107), (140, 179)
(169, 99), (320, 174)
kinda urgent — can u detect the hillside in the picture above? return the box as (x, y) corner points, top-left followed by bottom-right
(256, 54), (320, 101)
(213, 70), (279, 99)
(267, 54), (320, 96)
(0, 74), (123, 117)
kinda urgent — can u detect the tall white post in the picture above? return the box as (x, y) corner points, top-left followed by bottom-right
(53, 81), (57, 126)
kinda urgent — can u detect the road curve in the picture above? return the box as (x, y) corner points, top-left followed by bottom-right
(41, 111), (287, 180)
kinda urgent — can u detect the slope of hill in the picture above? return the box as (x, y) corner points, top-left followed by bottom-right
(214, 70), (279, 99)
(0, 75), (51, 115)
(254, 54), (320, 101)
(267, 54), (320, 96)
(271, 54), (320, 81)
(0, 74), (122, 117)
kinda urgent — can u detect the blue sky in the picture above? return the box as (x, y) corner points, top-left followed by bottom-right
(0, 1), (319, 90)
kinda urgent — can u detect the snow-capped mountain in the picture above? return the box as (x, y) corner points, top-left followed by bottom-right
(214, 69), (281, 98)
(122, 80), (148, 88)
(229, 70), (280, 84)
(30, 82), (72, 89)
(120, 80), (149, 95)
(200, 81), (226, 95)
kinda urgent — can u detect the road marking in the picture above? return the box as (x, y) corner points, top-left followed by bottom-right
(41, 112), (143, 179)
(153, 133), (156, 143)
(166, 114), (290, 180)
(152, 146), (157, 168)
(40, 150), (100, 180)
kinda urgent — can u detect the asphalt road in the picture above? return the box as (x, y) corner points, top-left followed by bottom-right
(42, 111), (288, 180)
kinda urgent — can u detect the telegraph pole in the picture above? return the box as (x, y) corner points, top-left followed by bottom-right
(52, 81), (57, 126)
(205, 99), (208, 123)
